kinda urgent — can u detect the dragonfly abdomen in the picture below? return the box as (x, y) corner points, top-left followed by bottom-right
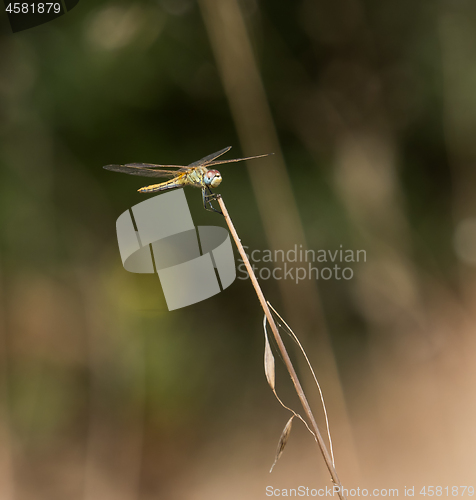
(138, 179), (184, 193)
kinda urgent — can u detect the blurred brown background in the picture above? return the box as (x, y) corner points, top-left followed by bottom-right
(1, 0), (476, 498)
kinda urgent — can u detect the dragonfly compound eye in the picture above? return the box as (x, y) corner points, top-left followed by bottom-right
(207, 170), (222, 188)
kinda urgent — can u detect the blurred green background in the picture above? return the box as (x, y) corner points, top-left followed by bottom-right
(1, 0), (476, 498)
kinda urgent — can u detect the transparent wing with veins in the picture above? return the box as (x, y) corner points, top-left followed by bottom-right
(103, 146), (271, 178)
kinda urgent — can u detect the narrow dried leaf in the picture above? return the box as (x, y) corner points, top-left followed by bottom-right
(267, 301), (336, 466)
(270, 416), (294, 472)
(263, 316), (275, 390)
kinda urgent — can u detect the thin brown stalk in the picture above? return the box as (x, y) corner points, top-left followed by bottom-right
(198, 1), (359, 474)
(217, 195), (347, 500)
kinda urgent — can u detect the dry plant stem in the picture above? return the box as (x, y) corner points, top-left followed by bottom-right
(217, 195), (346, 500)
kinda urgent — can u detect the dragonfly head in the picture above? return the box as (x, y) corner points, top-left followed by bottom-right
(205, 169), (222, 188)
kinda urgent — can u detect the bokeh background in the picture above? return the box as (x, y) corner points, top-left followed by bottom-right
(1, 0), (476, 498)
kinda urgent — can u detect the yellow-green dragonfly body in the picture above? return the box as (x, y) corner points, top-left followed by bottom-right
(104, 146), (270, 213)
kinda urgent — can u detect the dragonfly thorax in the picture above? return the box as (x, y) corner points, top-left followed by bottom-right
(204, 169), (222, 188)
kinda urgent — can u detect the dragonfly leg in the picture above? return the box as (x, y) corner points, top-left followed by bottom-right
(202, 187), (223, 215)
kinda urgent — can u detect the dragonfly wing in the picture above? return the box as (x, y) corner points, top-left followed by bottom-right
(125, 162), (186, 169)
(103, 148), (271, 179)
(103, 164), (178, 178)
(186, 146), (232, 167)
(205, 152), (273, 167)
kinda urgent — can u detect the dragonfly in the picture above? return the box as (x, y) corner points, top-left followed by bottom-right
(103, 146), (271, 214)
